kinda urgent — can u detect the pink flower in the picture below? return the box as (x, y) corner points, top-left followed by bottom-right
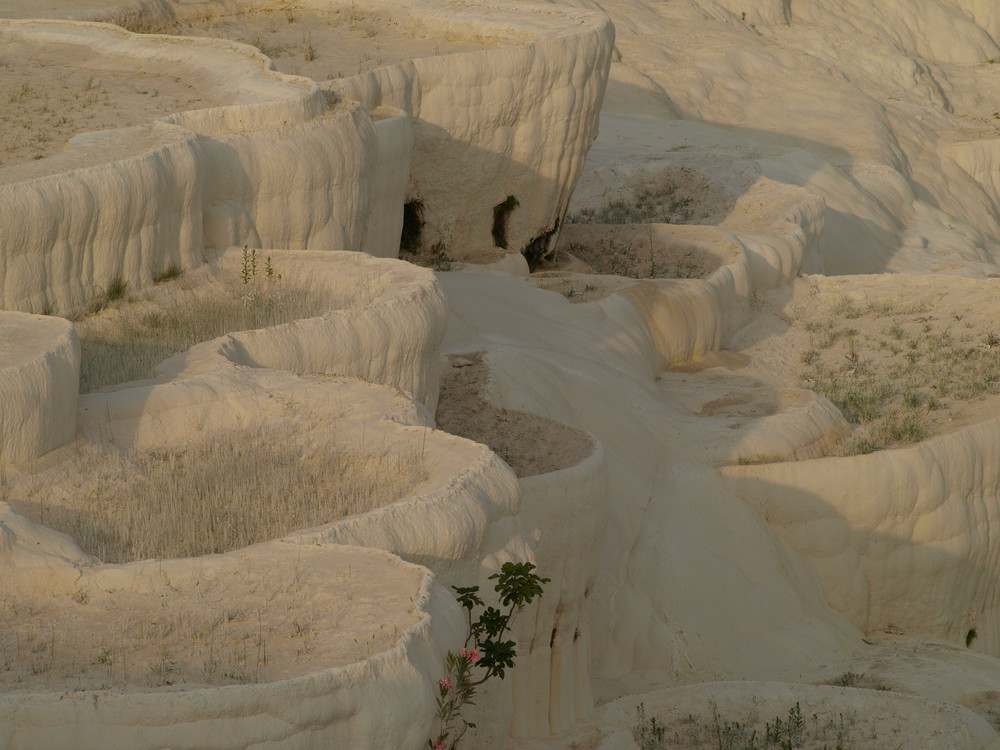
(438, 677), (452, 691)
(433, 743), (446, 750)
(461, 647), (479, 663)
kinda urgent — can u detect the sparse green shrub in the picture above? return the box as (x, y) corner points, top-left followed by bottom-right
(792, 292), (1000, 454)
(836, 380), (893, 423)
(875, 408), (926, 444)
(829, 671), (863, 687)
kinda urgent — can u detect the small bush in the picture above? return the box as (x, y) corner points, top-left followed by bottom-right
(829, 671), (863, 687)
(105, 275), (128, 302)
(837, 380), (893, 423)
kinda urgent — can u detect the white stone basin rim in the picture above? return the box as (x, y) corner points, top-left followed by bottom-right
(720, 416), (1000, 656)
(0, 313), (79, 465)
(147, 248), (446, 412)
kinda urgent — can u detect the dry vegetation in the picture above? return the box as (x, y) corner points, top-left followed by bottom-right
(564, 230), (717, 280)
(0, 547), (415, 691)
(561, 168), (730, 279)
(568, 167), (720, 226)
(74, 259), (334, 392)
(8, 426), (425, 563)
(158, 2), (485, 80)
(633, 699), (904, 750)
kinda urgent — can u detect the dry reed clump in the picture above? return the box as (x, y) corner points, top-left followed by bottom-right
(633, 699), (902, 750)
(74, 275), (333, 393)
(16, 427), (426, 563)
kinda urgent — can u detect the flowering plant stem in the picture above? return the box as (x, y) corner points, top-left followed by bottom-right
(428, 562), (550, 749)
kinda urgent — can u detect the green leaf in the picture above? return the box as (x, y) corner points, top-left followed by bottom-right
(478, 638), (517, 679)
(451, 585), (484, 611)
(488, 562), (551, 608)
(473, 607), (507, 640)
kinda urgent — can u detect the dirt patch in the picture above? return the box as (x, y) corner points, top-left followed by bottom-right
(435, 353), (592, 477)
(0, 39), (229, 169)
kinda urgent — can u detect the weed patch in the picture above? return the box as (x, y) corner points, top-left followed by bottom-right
(793, 290), (1000, 454)
(564, 233), (713, 279)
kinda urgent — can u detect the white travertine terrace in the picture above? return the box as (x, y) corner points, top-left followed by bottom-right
(9, 0), (1000, 748)
(0, 1), (617, 747)
(0, 500), (468, 750)
(0, 1), (614, 314)
(324, 0), (615, 262)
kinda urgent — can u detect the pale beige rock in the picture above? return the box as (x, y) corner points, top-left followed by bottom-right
(0, 313), (78, 463)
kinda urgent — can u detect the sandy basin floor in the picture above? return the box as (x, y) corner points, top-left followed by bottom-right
(0, 39), (230, 168)
(160, 4), (492, 81)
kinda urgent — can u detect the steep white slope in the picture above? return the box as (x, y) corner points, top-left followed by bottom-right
(438, 270), (861, 693)
(561, 0), (1000, 277)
